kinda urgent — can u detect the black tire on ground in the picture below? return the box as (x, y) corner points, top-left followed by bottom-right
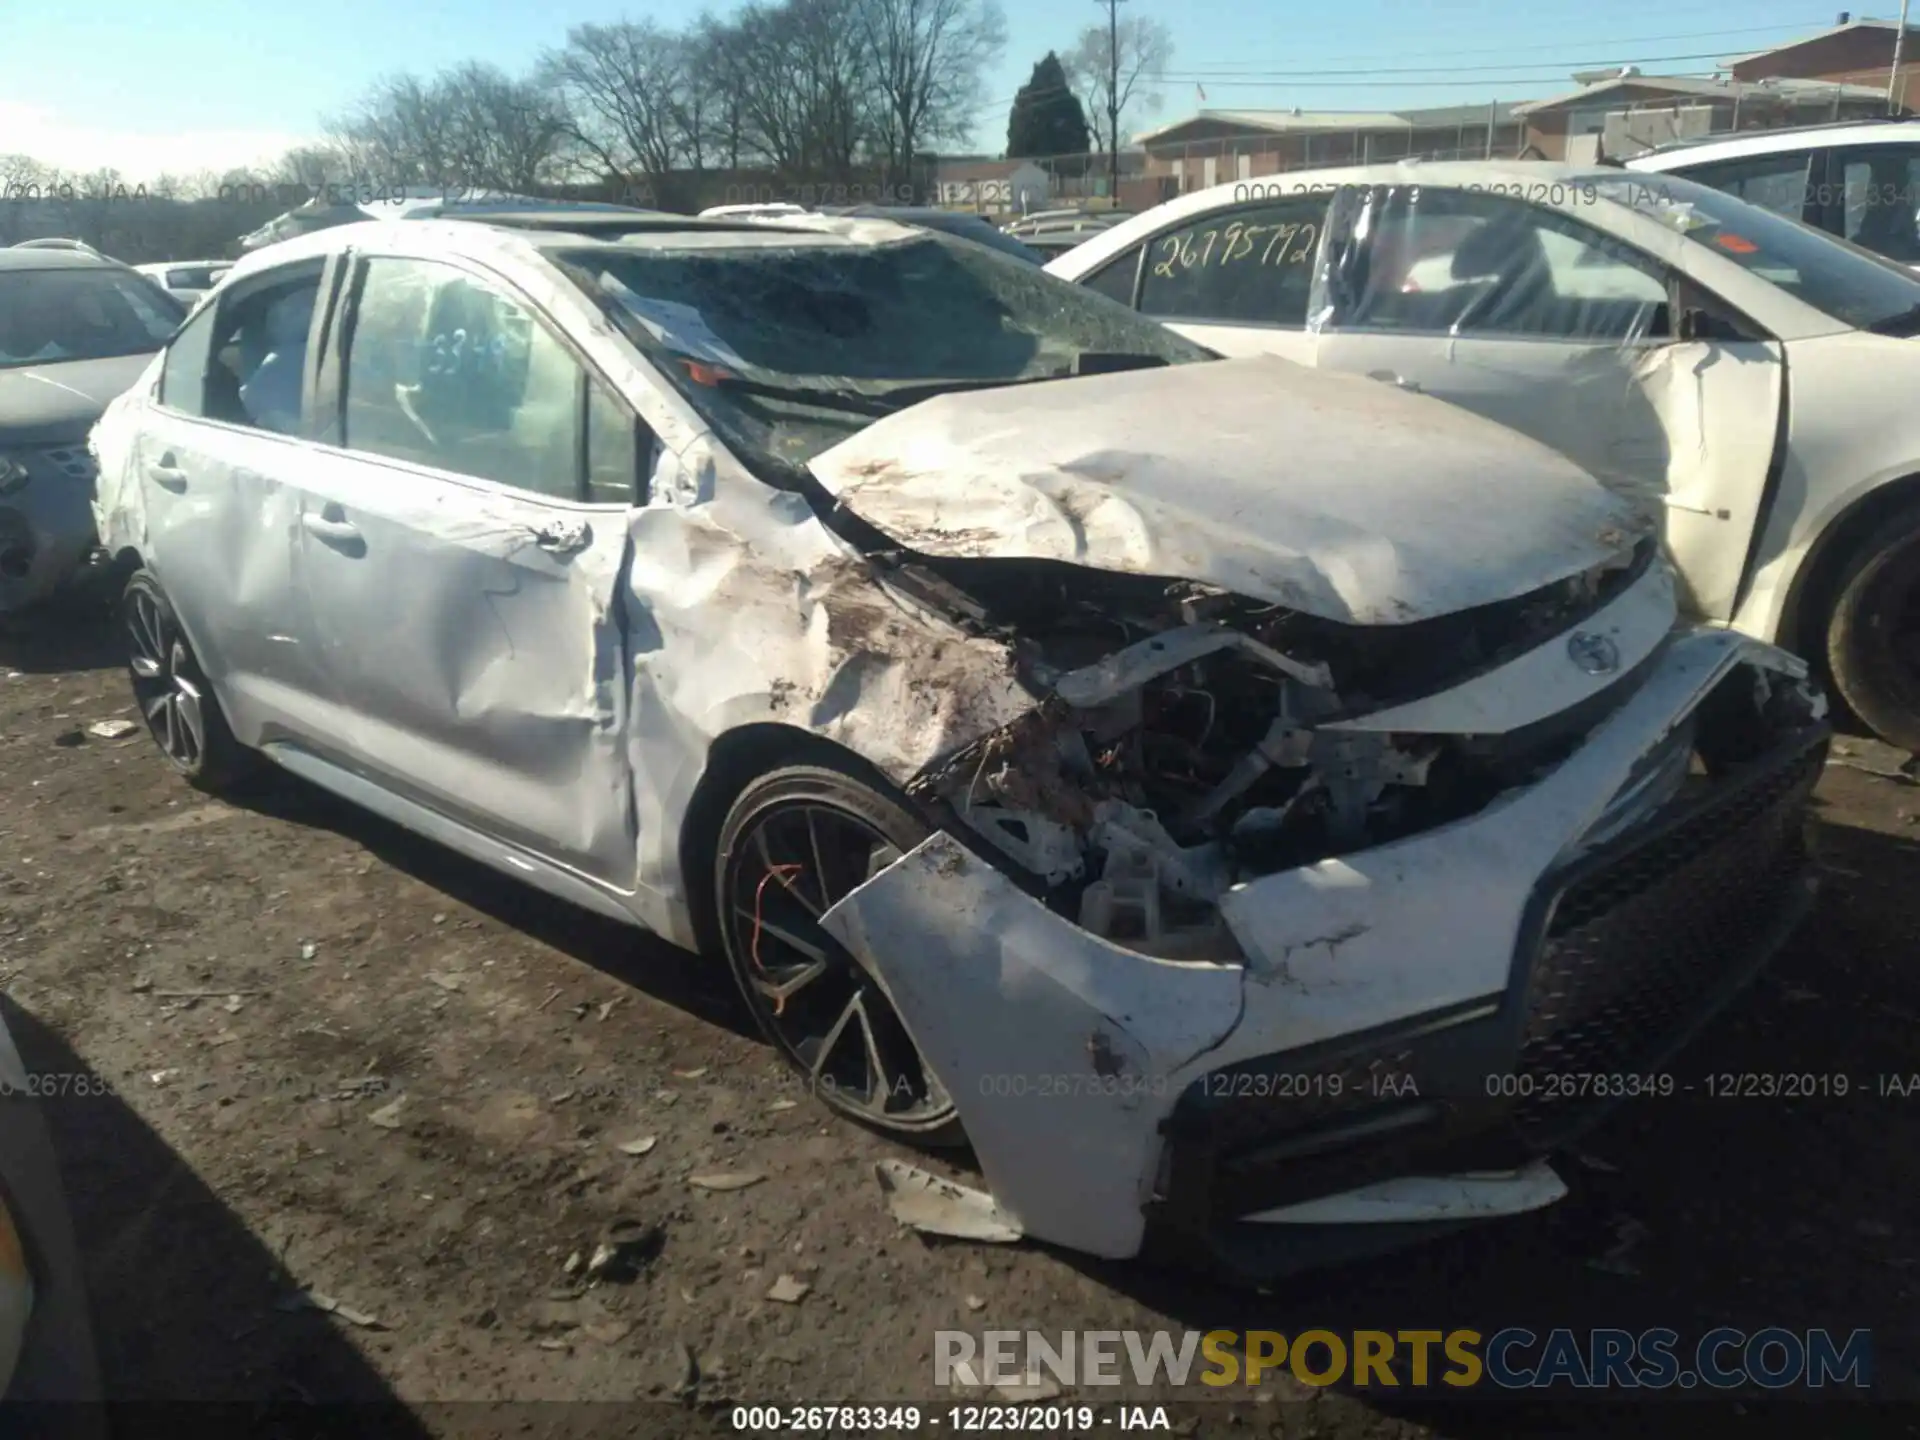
(713, 758), (966, 1147)
(1826, 503), (1920, 755)
(121, 569), (261, 792)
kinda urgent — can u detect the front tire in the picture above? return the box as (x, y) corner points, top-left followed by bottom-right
(122, 570), (258, 791)
(714, 760), (964, 1146)
(1826, 505), (1920, 754)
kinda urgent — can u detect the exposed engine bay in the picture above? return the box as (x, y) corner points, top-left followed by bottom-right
(884, 539), (1658, 959)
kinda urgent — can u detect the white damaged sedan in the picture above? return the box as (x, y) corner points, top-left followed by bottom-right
(89, 212), (1829, 1276)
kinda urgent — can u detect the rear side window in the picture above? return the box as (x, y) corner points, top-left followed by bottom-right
(1135, 199), (1328, 327)
(1671, 152), (1814, 223)
(1838, 147), (1920, 264)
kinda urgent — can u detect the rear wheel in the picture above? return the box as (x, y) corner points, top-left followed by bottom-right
(714, 761), (963, 1146)
(122, 570), (259, 791)
(1826, 505), (1920, 755)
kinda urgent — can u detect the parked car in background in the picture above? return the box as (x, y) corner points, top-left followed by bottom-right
(6, 240), (107, 259)
(0, 1000), (106, 1428)
(1624, 118), (1920, 269)
(1049, 161), (1920, 752)
(1004, 208), (1130, 260)
(814, 206), (1041, 262)
(696, 202), (811, 220)
(90, 208), (1828, 1276)
(135, 260), (233, 306)
(1, 246), (185, 615)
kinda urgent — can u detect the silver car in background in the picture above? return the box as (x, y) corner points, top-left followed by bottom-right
(134, 261), (234, 307)
(1, 247), (184, 616)
(89, 210), (1827, 1277)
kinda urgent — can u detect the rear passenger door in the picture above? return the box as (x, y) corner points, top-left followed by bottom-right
(131, 256), (337, 745)
(293, 252), (655, 887)
(1087, 195), (1331, 364)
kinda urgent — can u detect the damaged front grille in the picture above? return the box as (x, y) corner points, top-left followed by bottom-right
(904, 541), (1656, 960)
(1511, 705), (1829, 1145)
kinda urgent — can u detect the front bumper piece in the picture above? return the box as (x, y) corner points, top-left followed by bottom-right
(819, 628), (1828, 1276)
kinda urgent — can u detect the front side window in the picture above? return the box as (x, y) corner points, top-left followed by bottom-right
(1334, 188), (1669, 341)
(343, 257), (587, 500)
(1134, 199), (1328, 326)
(1585, 170), (1920, 333)
(0, 266), (184, 368)
(1673, 152), (1815, 223)
(553, 233), (1211, 478)
(1838, 147), (1920, 264)
(207, 273), (322, 436)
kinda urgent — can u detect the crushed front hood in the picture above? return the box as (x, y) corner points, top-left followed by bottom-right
(809, 355), (1645, 625)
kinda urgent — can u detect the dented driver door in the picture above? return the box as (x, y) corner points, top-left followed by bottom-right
(289, 253), (642, 888)
(1308, 185), (1785, 620)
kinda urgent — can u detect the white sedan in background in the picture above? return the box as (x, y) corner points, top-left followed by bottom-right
(1048, 162), (1920, 752)
(135, 260), (233, 306)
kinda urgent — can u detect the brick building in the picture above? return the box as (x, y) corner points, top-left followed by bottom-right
(1725, 14), (1920, 105)
(1131, 104), (1527, 197)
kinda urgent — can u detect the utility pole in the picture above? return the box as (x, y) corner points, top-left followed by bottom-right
(1891, 0), (1913, 114)
(1097, 0), (1128, 207)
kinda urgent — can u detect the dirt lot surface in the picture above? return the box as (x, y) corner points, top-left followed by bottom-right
(3, 611), (1919, 1438)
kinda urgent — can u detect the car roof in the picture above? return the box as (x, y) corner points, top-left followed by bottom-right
(1064, 159), (1608, 236)
(0, 246), (122, 271)
(219, 212), (932, 288)
(1626, 118), (1920, 170)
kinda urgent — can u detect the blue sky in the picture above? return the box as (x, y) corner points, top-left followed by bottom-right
(0, 0), (1864, 179)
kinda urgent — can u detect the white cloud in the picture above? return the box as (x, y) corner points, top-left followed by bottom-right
(0, 101), (316, 183)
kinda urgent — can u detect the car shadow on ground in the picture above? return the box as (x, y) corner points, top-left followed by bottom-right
(2, 998), (436, 1434)
(1066, 803), (1919, 1431)
(221, 767), (758, 1045)
(0, 610), (123, 677)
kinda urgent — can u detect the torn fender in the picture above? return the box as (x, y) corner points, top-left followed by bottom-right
(819, 832), (1245, 1259)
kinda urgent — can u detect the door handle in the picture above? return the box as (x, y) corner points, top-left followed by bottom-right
(301, 508), (363, 548)
(146, 452), (187, 490)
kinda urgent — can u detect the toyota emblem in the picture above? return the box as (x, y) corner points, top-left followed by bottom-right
(1566, 631), (1621, 675)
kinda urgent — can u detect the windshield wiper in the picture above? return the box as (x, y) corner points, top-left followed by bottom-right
(880, 353), (1173, 408)
(1866, 302), (1920, 337)
(709, 374), (899, 416)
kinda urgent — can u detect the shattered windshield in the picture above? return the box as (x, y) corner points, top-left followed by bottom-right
(554, 233), (1213, 473)
(0, 266), (184, 367)
(1584, 170), (1920, 333)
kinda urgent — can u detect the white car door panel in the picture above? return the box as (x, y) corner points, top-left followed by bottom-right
(136, 263), (335, 745)
(292, 452), (638, 887)
(291, 251), (645, 888)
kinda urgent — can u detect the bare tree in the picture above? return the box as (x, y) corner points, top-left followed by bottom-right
(438, 62), (570, 192)
(541, 21), (698, 186)
(328, 74), (462, 189)
(1067, 14), (1171, 160)
(689, 15), (755, 170)
(727, 0), (878, 179)
(855, 0), (1006, 187)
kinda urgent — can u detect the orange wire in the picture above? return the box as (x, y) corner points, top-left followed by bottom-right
(750, 862), (804, 1016)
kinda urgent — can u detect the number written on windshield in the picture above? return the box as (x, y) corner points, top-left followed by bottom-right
(1152, 220), (1318, 278)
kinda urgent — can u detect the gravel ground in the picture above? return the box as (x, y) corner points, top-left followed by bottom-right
(2, 611), (1918, 1438)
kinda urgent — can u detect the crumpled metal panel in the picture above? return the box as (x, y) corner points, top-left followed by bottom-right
(808, 354), (1643, 626)
(623, 438), (1041, 942)
(820, 627), (1815, 1258)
